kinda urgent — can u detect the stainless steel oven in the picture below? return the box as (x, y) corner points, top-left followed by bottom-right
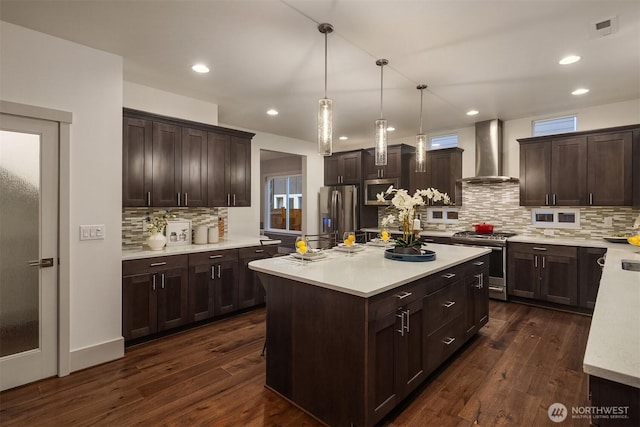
(451, 231), (516, 301)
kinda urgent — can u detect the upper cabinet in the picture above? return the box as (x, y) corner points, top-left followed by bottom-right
(362, 145), (411, 180)
(408, 147), (463, 205)
(324, 150), (362, 185)
(518, 125), (639, 206)
(122, 109), (254, 208)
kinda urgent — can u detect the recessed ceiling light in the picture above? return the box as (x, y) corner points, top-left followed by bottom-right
(339, 136), (348, 140)
(572, 88), (589, 95)
(387, 127), (395, 132)
(466, 110), (479, 116)
(266, 109), (279, 116)
(559, 55), (581, 65)
(191, 64), (210, 73)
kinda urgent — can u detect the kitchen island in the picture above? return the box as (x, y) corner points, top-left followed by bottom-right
(249, 243), (490, 426)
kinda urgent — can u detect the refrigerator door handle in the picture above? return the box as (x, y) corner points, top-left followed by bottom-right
(331, 190), (339, 234)
(335, 190), (343, 236)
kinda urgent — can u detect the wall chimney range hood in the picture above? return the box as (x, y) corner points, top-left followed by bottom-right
(460, 119), (518, 184)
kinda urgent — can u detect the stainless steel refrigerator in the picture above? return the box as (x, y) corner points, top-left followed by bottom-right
(319, 185), (359, 238)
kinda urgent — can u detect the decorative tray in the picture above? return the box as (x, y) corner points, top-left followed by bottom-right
(384, 248), (436, 262)
(602, 236), (632, 244)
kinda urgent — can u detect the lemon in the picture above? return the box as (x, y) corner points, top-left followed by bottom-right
(347, 234), (355, 242)
(298, 245), (308, 254)
(381, 231), (389, 241)
(296, 240), (306, 248)
(343, 239), (352, 246)
(628, 235), (640, 246)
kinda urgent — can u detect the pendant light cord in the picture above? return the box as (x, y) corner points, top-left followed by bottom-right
(379, 63), (384, 119)
(419, 86), (424, 134)
(324, 31), (328, 99)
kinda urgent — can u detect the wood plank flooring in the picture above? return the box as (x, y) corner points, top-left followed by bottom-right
(0, 301), (592, 426)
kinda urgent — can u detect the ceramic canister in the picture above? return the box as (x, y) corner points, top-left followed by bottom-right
(194, 225), (208, 244)
(208, 225), (219, 243)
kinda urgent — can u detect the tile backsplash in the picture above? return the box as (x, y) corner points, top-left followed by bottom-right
(122, 207), (228, 250)
(379, 182), (639, 240)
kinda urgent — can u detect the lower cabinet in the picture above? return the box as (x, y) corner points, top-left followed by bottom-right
(589, 375), (640, 426)
(508, 242), (578, 306)
(123, 244), (278, 342)
(578, 247), (606, 309)
(122, 255), (189, 341)
(465, 258), (490, 338)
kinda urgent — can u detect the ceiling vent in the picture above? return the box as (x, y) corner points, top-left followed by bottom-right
(590, 16), (618, 38)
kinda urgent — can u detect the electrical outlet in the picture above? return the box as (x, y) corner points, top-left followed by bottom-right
(604, 217), (613, 227)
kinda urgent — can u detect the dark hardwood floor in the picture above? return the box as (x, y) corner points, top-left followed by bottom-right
(0, 301), (592, 426)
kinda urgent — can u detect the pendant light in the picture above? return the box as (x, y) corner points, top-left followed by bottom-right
(375, 59), (388, 166)
(317, 23), (334, 156)
(415, 84), (428, 173)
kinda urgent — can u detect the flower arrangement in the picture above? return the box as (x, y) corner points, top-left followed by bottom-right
(378, 186), (450, 252)
(145, 211), (175, 234)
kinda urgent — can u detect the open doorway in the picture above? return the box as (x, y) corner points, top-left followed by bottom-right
(260, 150), (304, 251)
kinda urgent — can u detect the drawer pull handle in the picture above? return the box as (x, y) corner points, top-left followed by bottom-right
(473, 261), (484, 266)
(255, 249), (264, 253)
(442, 337), (456, 346)
(488, 286), (503, 292)
(395, 291), (412, 300)
(441, 273), (456, 279)
(533, 247), (547, 251)
(150, 262), (167, 267)
(442, 301), (455, 308)
(209, 255), (223, 259)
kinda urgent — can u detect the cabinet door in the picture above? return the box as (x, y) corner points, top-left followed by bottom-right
(156, 267), (189, 331)
(324, 155), (341, 185)
(550, 137), (587, 205)
(408, 154), (429, 195)
(519, 141), (550, 206)
(341, 151), (362, 184)
(507, 251), (538, 298)
(122, 273), (157, 340)
(587, 132), (633, 206)
(368, 308), (400, 425)
(238, 255), (267, 309)
(540, 254), (577, 306)
(181, 127), (208, 207)
(427, 149), (459, 199)
(364, 147), (400, 179)
(152, 122), (182, 207)
(213, 261), (239, 315)
(207, 132), (229, 207)
(398, 297), (426, 396)
(228, 136), (251, 206)
(189, 264), (215, 322)
(578, 247), (606, 309)
(122, 117), (153, 207)
(466, 269), (489, 338)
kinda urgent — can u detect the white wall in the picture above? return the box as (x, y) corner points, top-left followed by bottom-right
(1, 21), (124, 371)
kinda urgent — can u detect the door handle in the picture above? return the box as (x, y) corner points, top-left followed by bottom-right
(28, 258), (54, 268)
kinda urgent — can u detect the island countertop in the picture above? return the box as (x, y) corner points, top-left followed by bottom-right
(248, 243), (490, 298)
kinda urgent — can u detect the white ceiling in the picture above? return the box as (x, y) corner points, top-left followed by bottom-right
(1, 1), (639, 149)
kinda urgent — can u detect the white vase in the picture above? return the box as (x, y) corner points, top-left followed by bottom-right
(146, 231), (166, 251)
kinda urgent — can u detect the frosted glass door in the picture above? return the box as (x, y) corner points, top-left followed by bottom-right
(0, 114), (58, 391)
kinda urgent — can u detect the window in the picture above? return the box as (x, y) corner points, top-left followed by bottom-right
(429, 134), (458, 150)
(532, 116), (577, 136)
(266, 175), (302, 232)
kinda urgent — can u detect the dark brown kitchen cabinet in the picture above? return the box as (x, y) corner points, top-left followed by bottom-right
(508, 242), (577, 306)
(122, 117), (153, 207)
(518, 124), (638, 206)
(188, 249), (239, 319)
(238, 245), (278, 309)
(465, 257), (490, 339)
(589, 375), (640, 426)
(368, 281), (427, 425)
(578, 247), (606, 309)
(122, 255), (189, 341)
(363, 145), (411, 180)
(208, 133), (251, 207)
(408, 147), (463, 205)
(324, 150), (362, 185)
(123, 108), (254, 208)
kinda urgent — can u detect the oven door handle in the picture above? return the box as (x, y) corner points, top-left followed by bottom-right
(488, 286), (503, 292)
(453, 243), (502, 251)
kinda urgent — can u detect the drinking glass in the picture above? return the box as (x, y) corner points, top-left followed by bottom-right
(295, 235), (309, 264)
(343, 231), (356, 256)
(378, 228), (391, 248)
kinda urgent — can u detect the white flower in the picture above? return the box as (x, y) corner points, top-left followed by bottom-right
(381, 214), (396, 227)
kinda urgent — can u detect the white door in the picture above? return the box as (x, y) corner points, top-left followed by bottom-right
(0, 113), (59, 391)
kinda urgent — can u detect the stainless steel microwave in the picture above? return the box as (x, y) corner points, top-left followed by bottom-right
(363, 178), (399, 205)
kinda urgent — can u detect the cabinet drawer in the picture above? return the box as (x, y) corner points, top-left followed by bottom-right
(465, 255), (490, 275)
(189, 249), (239, 266)
(425, 314), (465, 374)
(369, 281), (424, 319)
(425, 278), (465, 336)
(425, 265), (465, 294)
(509, 242), (577, 258)
(123, 254), (188, 276)
(239, 245), (278, 259)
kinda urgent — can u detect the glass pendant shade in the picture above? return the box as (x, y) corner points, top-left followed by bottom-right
(375, 118), (388, 166)
(415, 133), (427, 172)
(318, 98), (333, 155)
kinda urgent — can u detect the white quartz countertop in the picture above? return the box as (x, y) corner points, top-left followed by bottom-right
(508, 235), (632, 250)
(122, 237), (281, 261)
(248, 243), (490, 298)
(583, 243), (640, 388)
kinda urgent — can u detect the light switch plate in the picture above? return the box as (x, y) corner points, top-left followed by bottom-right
(80, 225), (105, 241)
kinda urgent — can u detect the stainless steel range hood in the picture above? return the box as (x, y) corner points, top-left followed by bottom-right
(460, 119), (518, 184)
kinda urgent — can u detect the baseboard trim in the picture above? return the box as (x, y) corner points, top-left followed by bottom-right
(69, 337), (124, 373)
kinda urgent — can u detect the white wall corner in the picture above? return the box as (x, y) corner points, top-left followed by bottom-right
(69, 337), (124, 373)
